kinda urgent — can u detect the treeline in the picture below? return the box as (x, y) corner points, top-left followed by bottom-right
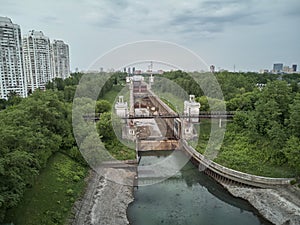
(161, 70), (297, 101)
(0, 71), (131, 222)
(160, 70), (300, 177)
(222, 80), (300, 176)
(0, 91), (73, 221)
(0, 73), (87, 221)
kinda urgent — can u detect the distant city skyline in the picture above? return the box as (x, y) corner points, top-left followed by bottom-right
(1, 0), (299, 72)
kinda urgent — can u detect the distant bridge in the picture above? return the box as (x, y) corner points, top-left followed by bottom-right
(125, 111), (236, 119)
(83, 111), (236, 121)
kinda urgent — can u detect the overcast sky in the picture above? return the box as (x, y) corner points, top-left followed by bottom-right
(1, 0), (299, 72)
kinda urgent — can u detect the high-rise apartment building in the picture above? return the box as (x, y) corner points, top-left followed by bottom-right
(51, 40), (70, 79)
(23, 30), (52, 92)
(273, 63), (283, 73)
(0, 16), (27, 99)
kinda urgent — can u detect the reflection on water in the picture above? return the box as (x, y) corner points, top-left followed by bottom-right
(127, 152), (272, 225)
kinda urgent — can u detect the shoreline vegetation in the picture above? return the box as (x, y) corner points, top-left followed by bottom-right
(4, 153), (88, 225)
(1, 71), (299, 224)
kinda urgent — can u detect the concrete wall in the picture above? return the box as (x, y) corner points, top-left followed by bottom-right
(182, 140), (293, 188)
(138, 140), (179, 151)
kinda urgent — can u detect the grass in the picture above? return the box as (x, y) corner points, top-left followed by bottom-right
(216, 155), (296, 178)
(192, 119), (296, 178)
(100, 85), (136, 160)
(4, 152), (88, 225)
(156, 92), (184, 113)
(102, 85), (125, 104)
(105, 140), (136, 160)
(194, 119), (213, 153)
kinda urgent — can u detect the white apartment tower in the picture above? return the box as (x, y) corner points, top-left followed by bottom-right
(51, 40), (70, 79)
(23, 30), (52, 92)
(0, 16), (27, 99)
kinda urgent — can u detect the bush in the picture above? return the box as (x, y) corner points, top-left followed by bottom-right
(66, 189), (74, 196)
(73, 175), (80, 182)
(290, 179), (297, 185)
(77, 170), (85, 177)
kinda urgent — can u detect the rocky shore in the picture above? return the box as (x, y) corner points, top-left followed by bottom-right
(70, 168), (135, 225)
(224, 185), (300, 225)
(69, 165), (300, 225)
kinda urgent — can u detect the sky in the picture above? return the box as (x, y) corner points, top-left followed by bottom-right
(1, 0), (300, 72)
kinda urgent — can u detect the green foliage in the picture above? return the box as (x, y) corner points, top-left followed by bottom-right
(66, 189), (74, 196)
(196, 96), (209, 111)
(226, 91), (259, 111)
(0, 99), (7, 110)
(104, 140), (136, 160)
(288, 93), (300, 137)
(101, 85), (124, 103)
(95, 112), (135, 160)
(0, 71), (135, 223)
(95, 99), (111, 113)
(96, 112), (115, 140)
(72, 175), (80, 182)
(162, 70), (300, 177)
(159, 71), (203, 97)
(4, 153), (87, 225)
(99, 72), (127, 98)
(290, 179), (297, 185)
(0, 90), (76, 220)
(0, 74), (88, 221)
(6, 91), (23, 106)
(283, 136), (300, 174)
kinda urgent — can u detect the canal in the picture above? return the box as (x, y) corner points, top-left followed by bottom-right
(127, 151), (273, 225)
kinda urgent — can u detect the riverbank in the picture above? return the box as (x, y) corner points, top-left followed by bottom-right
(224, 184), (300, 225)
(4, 153), (88, 225)
(69, 158), (299, 225)
(70, 168), (135, 225)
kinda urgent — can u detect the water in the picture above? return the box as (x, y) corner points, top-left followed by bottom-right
(127, 152), (272, 225)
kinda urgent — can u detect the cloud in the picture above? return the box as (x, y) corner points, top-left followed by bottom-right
(80, 0), (271, 38)
(2, 0), (298, 71)
(40, 16), (63, 25)
(168, 0), (267, 36)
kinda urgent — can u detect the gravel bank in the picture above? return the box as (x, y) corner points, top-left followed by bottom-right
(224, 185), (300, 225)
(70, 168), (135, 225)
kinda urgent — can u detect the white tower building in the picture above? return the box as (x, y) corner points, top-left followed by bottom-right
(184, 95), (200, 123)
(51, 40), (70, 79)
(23, 30), (52, 92)
(0, 17), (27, 99)
(183, 95), (201, 139)
(115, 96), (128, 118)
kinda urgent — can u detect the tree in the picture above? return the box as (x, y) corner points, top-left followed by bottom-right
(64, 85), (77, 102)
(0, 151), (39, 221)
(260, 81), (292, 123)
(96, 112), (115, 140)
(0, 99), (7, 110)
(226, 91), (258, 111)
(196, 96), (209, 111)
(6, 91), (22, 106)
(95, 100), (111, 113)
(288, 93), (300, 137)
(283, 136), (300, 175)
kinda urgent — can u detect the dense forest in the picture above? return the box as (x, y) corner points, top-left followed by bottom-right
(0, 71), (130, 222)
(0, 73), (82, 221)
